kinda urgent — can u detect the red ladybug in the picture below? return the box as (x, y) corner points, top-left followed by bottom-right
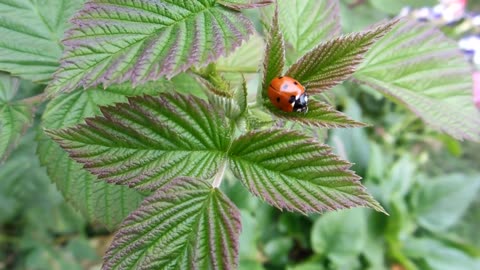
(268, 76), (308, 112)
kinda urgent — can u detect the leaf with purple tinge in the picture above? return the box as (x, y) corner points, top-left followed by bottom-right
(47, 0), (254, 94)
(261, 4), (286, 100)
(355, 18), (480, 141)
(265, 99), (367, 128)
(37, 82), (171, 229)
(286, 19), (398, 94)
(45, 93), (232, 191)
(103, 177), (241, 270)
(219, 0), (274, 11)
(228, 129), (385, 214)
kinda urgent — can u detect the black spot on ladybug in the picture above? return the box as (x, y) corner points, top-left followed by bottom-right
(276, 97), (280, 103)
(278, 76), (283, 79)
(288, 95), (295, 103)
(294, 81), (298, 85)
(282, 84), (289, 90)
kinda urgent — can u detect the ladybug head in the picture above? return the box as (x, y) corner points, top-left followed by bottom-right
(292, 93), (308, 113)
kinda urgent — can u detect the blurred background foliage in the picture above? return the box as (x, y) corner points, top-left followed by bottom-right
(1, 0), (480, 269)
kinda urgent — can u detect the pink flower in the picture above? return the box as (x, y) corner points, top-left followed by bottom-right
(473, 71), (480, 109)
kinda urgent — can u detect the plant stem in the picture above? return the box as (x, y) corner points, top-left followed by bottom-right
(212, 160), (228, 188)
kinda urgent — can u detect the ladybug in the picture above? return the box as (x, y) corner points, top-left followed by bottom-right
(268, 76), (308, 112)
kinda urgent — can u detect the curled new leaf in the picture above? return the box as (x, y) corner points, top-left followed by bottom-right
(287, 19), (398, 94)
(47, 0), (254, 94)
(46, 93), (232, 191)
(228, 129), (385, 214)
(104, 177), (241, 270)
(265, 99), (367, 128)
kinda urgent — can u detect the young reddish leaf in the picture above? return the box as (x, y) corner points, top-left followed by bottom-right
(46, 93), (231, 191)
(47, 0), (254, 94)
(219, 0), (274, 10)
(261, 5), (286, 100)
(104, 177), (241, 270)
(287, 19), (398, 94)
(355, 19), (480, 141)
(228, 129), (385, 214)
(265, 99), (367, 128)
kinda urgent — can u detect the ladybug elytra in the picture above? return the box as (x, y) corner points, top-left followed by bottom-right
(268, 76), (308, 112)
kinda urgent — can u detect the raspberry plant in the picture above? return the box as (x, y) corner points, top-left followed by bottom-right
(1, 0), (479, 269)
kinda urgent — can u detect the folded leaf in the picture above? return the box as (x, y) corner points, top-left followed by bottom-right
(228, 129), (385, 214)
(0, 0), (82, 82)
(261, 5), (286, 99)
(287, 19), (398, 94)
(104, 177), (241, 270)
(265, 99), (367, 128)
(46, 93), (232, 191)
(47, 0), (254, 94)
(355, 18), (480, 141)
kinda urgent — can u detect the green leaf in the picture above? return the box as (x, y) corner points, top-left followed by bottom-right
(261, 5), (286, 100)
(104, 177), (241, 270)
(411, 174), (480, 232)
(265, 98), (367, 128)
(354, 18), (480, 141)
(277, 0), (341, 63)
(0, 0), (83, 82)
(286, 19), (398, 94)
(37, 82), (170, 229)
(404, 238), (480, 270)
(311, 208), (367, 259)
(228, 129), (385, 214)
(46, 93), (231, 190)
(0, 74), (33, 161)
(219, 0), (273, 10)
(47, 0), (254, 94)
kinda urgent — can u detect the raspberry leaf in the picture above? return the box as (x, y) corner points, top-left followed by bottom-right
(287, 19), (398, 94)
(355, 19), (480, 141)
(47, 0), (254, 94)
(219, 0), (273, 10)
(104, 177), (241, 270)
(45, 93), (232, 191)
(228, 129), (385, 214)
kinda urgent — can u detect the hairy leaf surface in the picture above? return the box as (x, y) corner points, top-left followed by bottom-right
(261, 6), (285, 100)
(0, 74), (33, 161)
(0, 0), (82, 82)
(355, 19), (480, 141)
(37, 84), (169, 229)
(265, 99), (366, 128)
(48, 0), (254, 94)
(278, 0), (341, 63)
(287, 20), (397, 94)
(228, 129), (384, 214)
(104, 177), (241, 270)
(46, 93), (231, 190)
